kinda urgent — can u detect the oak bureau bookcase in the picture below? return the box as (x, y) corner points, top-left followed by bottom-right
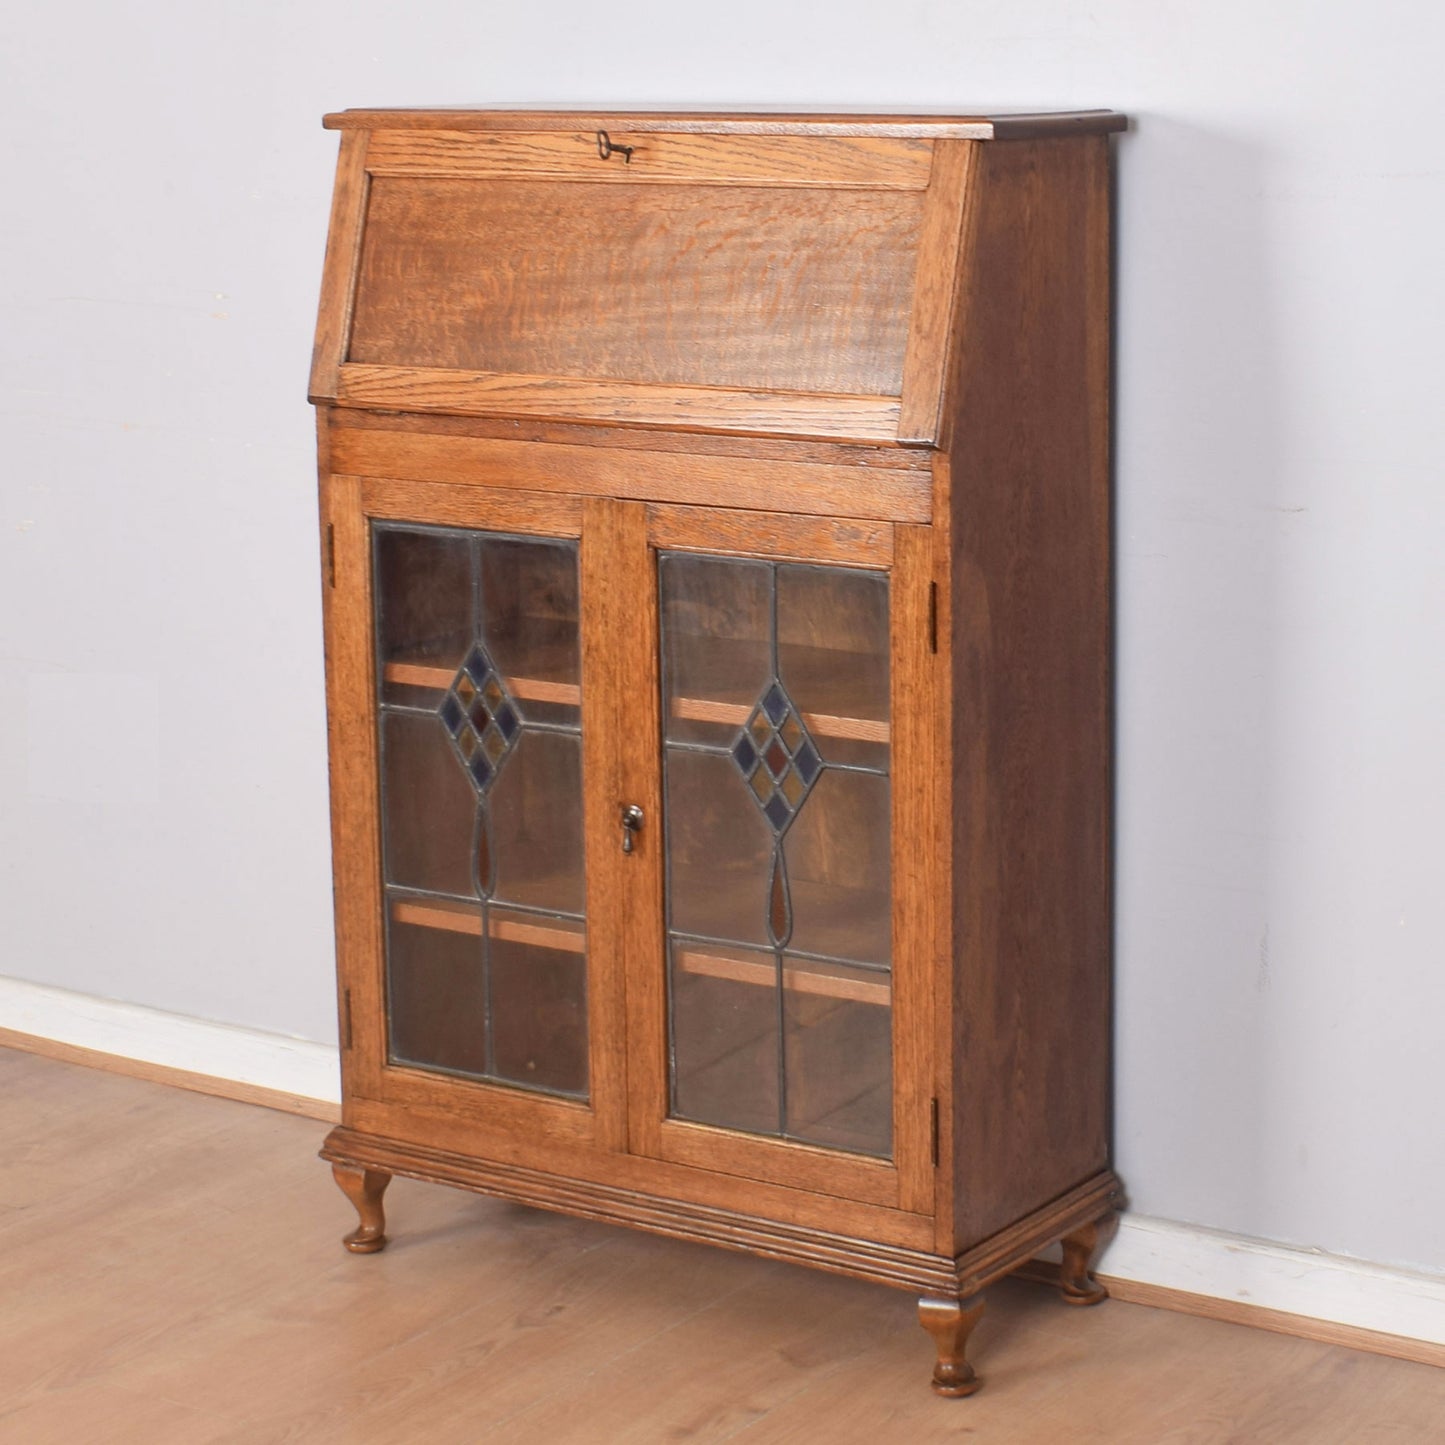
(310, 106), (1127, 1395)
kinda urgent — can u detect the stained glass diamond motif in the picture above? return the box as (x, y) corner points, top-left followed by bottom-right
(731, 681), (821, 834)
(440, 642), (519, 796)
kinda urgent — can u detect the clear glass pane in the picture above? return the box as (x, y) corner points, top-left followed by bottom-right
(490, 730), (585, 917)
(665, 749), (774, 947)
(670, 941), (780, 1135)
(661, 554), (772, 746)
(380, 710), (477, 898)
(661, 553), (893, 1158)
(779, 566), (890, 771)
(375, 526), (587, 1098)
(489, 910), (587, 1096)
(784, 768), (891, 966)
(376, 527), (474, 707)
(784, 959), (892, 1157)
(481, 537), (581, 728)
(386, 903), (488, 1077)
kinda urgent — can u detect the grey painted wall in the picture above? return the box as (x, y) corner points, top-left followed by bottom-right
(2, 2), (1441, 1273)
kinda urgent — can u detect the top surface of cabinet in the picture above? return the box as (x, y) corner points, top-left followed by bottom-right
(310, 107), (1124, 448)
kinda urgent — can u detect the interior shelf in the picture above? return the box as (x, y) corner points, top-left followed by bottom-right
(675, 947), (891, 1006)
(390, 896), (585, 953)
(390, 896), (888, 1005)
(382, 636), (889, 744)
(384, 657), (578, 710)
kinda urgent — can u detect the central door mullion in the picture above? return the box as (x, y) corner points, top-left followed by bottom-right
(579, 497), (666, 1155)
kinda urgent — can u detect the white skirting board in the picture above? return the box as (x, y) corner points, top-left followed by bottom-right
(3, 973), (1443, 1349)
(0, 974), (340, 1105)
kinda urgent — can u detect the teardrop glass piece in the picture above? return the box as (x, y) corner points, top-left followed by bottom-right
(473, 803), (494, 900)
(767, 847), (792, 948)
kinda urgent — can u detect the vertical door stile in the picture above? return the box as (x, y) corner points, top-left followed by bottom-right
(580, 497), (664, 1154)
(321, 472), (387, 1102)
(892, 524), (939, 1214)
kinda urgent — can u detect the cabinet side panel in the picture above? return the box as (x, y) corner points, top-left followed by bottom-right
(947, 136), (1113, 1249)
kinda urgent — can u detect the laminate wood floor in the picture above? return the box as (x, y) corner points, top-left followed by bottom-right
(3, 1045), (1442, 1443)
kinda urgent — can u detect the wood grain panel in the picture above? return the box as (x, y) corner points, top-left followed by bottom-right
(333, 1109), (936, 1254)
(946, 136), (1115, 1250)
(335, 366), (903, 443)
(309, 133), (369, 402)
(333, 407), (932, 470)
(365, 129), (934, 189)
(897, 142), (976, 443)
(657, 1121), (899, 1210)
(346, 178), (923, 399)
(580, 499), (657, 1155)
(326, 1121), (936, 1271)
(318, 471), (387, 1103)
(357, 475), (581, 534)
(890, 525), (941, 1216)
(645, 503), (893, 568)
(332, 426), (932, 523)
(325, 109), (1130, 140)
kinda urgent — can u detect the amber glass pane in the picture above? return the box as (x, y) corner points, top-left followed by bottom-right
(489, 910), (587, 1096)
(784, 961), (892, 1157)
(670, 942), (780, 1135)
(374, 524), (587, 1097)
(660, 554), (771, 747)
(386, 907), (487, 1077)
(661, 552), (893, 1158)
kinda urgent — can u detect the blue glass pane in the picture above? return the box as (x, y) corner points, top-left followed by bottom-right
(794, 740), (821, 784)
(464, 648), (490, 685)
(495, 703), (519, 740)
(764, 792), (791, 832)
(763, 683), (789, 724)
(439, 694), (464, 735)
(732, 735), (758, 774)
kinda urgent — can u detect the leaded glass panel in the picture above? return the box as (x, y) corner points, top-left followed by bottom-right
(373, 524), (588, 1100)
(660, 553), (892, 1159)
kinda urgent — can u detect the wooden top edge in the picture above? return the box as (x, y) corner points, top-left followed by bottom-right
(322, 108), (1129, 139)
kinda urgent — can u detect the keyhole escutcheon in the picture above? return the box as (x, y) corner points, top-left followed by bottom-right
(620, 804), (644, 854)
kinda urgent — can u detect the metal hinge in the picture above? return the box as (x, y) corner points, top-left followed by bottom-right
(342, 987), (353, 1050)
(930, 1097), (940, 1166)
(326, 523), (337, 588)
(928, 582), (938, 654)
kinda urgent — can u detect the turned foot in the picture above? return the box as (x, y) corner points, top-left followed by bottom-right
(1059, 1216), (1111, 1306)
(332, 1163), (391, 1253)
(918, 1294), (986, 1397)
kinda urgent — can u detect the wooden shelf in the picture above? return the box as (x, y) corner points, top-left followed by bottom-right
(675, 947), (890, 1006)
(392, 897), (887, 1006)
(383, 636), (889, 744)
(390, 896), (585, 953)
(386, 658), (578, 710)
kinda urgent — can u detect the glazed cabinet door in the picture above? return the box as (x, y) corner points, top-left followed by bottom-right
(620, 506), (939, 1214)
(321, 475), (627, 1154)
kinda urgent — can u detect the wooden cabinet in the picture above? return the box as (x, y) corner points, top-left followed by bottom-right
(310, 106), (1127, 1395)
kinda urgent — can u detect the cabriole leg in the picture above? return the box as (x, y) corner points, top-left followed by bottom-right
(332, 1163), (391, 1253)
(918, 1294), (986, 1397)
(1059, 1217), (1111, 1306)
